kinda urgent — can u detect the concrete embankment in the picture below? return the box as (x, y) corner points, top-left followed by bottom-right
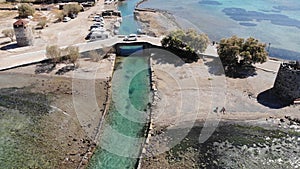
(136, 57), (159, 169)
(76, 54), (116, 169)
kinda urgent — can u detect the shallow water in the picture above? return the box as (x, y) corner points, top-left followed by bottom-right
(118, 0), (140, 34)
(140, 0), (300, 60)
(88, 56), (151, 168)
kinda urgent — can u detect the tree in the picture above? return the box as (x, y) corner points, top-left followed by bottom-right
(65, 46), (79, 67)
(63, 4), (81, 16)
(169, 29), (210, 53)
(18, 3), (35, 18)
(217, 35), (268, 75)
(46, 45), (61, 64)
(2, 29), (15, 42)
(161, 29), (209, 62)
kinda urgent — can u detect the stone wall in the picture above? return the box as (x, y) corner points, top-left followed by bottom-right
(273, 62), (300, 104)
(14, 26), (33, 47)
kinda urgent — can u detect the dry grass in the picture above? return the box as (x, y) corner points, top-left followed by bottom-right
(0, 11), (17, 19)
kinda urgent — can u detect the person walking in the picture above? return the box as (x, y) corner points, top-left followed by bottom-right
(220, 107), (226, 114)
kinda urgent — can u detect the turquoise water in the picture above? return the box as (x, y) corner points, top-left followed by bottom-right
(140, 0), (300, 60)
(118, 0), (140, 34)
(88, 56), (150, 168)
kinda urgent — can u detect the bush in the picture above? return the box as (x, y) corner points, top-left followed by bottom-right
(54, 10), (64, 22)
(46, 45), (61, 64)
(63, 4), (81, 16)
(2, 29), (15, 42)
(65, 46), (79, 66)
(89, 50), (102, 62)
(37, 19), (47, 29)
(18, 3), (35, 18)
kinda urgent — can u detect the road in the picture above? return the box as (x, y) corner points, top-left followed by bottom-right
(0, 35), (162, 70)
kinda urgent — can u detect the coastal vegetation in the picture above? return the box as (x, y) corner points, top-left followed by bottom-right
(161, 29), (209, 62)
(18, 3), (35, 18)
(2, 29), (15, 42)
(217, 35), (268, 77)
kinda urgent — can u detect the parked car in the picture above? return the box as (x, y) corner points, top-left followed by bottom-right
(69, 14), (77, 19)
(89, 24), (103, 31)
(93, 22), (104, 27)
(93, 15), (101, 21)
(90, 27), (106, 32)
(63, 17), (71, 22)
(123, 34), (137, 41)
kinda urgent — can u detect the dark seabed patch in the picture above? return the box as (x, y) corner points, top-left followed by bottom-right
(222, 7), (300, 29)
(239, 22), (257, 27)
(198, 0), (222, 5)
(273, 5), (300, 11)
(259, 9), (281, 13)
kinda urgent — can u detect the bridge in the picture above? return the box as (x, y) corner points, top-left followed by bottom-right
(0, 35), (162, 71)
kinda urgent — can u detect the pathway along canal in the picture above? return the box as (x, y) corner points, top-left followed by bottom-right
(88, 54), (151, 168)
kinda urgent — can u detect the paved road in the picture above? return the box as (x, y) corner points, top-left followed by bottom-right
(0, 35), (162, 70)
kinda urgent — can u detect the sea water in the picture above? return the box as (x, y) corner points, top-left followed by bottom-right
(118, 0), (141, 34)
(140, 0), (300, 60)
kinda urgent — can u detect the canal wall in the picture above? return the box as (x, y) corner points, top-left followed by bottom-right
(136, 57), (159, 169)
(77, 53), (116, 169)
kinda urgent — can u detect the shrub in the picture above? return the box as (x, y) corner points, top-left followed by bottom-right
(65, 46), (79, 66)
(37, 19), (47, 29)
(2, 29), (15, 42)
(46, 45), (61, 64)
(18, 3), (35, 18)
(63, 4), (81, 16)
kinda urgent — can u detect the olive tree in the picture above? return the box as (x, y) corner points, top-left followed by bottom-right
(2, 29), (15, 42)
(161, 29), (209, 62)
(169, 29), (210, 53)
(18, 3), (35, 18)
(217, 35), (268, 75)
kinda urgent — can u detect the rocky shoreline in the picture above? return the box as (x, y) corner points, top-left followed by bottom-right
(134, 0), (181, 37)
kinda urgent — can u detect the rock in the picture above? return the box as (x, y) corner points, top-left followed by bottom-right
(82, 159), (88, 165)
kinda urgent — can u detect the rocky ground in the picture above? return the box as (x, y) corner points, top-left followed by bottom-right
(134, 10), (180, 37)
(139, 54), (300, 168)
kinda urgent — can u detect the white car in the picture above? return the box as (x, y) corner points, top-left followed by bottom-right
(93, 22), (104, 27)
(63, 17), (71, 22)
(123, 34), (137, 41)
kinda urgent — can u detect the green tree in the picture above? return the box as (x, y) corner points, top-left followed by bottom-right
(63, 4), (81, 16)
(2, 29), (15, 42)
(169, 29), (210, 53)
(217, 35), (268, 75)
(46, 45), (61, 64)
(18, 3), (35, 18)
(161, 29), (209, 62)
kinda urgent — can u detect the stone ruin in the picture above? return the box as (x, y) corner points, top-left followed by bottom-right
(273, 61), (300, 104)
(13, 19), (33, 47)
